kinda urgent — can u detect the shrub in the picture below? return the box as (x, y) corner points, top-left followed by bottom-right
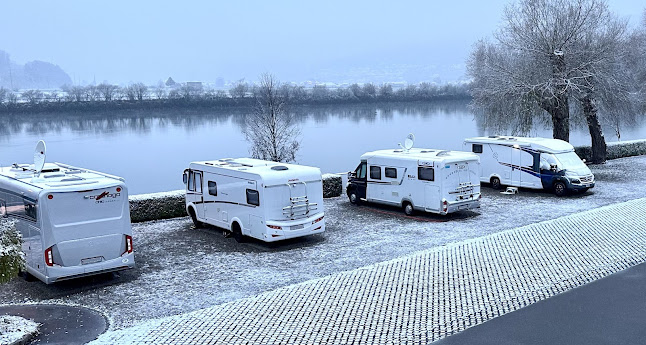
(0, 220), (24, 284)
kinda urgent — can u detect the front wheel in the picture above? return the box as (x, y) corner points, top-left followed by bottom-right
(348, 191), (361, 205)
(403, 202), (415, 216)
(188, 208), (203, 228)
(553, 181), (567, 197)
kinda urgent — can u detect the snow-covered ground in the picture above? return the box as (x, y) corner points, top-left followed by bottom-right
(1, 155), (645, 331)
(0, 315), (39, 345)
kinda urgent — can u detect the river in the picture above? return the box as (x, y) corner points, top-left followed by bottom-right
(1, 101), (644, 194)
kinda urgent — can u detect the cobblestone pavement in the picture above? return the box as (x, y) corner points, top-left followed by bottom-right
(91, 198), (646, 344)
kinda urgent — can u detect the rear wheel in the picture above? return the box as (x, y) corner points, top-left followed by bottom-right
(553, 181), (567, 197)
(232, 222), (245, 243)
(188, 207), (202, 228)
(490, 177), (502, 190)
(403, 202), (415, 216)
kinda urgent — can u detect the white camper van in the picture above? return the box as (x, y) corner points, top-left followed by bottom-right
(346, 138), (481, 215)
(183, 158), (325, 242)
(463, 136), (595, 196)
(0, 141), (135, 284)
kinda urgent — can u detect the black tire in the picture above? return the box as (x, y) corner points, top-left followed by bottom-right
(490, 177), (502, 190)
(232, 222), (245, 243)
(188, 207), (202, 228)
(348, 191), (361, 205)
(553, 181), (567, 197)
(403, 202), (415, 216)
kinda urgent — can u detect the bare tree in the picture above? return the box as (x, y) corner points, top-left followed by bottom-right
(132, 82), (148, 101)
(0, 87), (8, 104)
(63, 85), (85, 102)
(244, 74), (300, 162)
(230, 79), (249, 99)
(379, 83), (394, 99)
(97, 83), (119, 101)
(21, 89), (43, 104)
(311, 84), (329, 101)
(155, 81), (166, 100)
(468, 0), (631, 162)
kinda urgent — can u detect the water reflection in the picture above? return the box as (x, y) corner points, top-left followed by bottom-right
(0, 101), (643, 194)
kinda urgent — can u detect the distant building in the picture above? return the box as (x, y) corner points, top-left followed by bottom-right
(185, 82), (203, 91)
(215, 77), (225, 88)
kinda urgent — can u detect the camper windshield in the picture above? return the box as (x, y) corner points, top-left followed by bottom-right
(553, 152), (587, 170)
(541, 152), (586, 171)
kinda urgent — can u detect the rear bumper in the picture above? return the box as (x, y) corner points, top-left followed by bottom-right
(264, 215), (325, 242)
(39, 253), (135, 284)
(445, 199), (481, 214)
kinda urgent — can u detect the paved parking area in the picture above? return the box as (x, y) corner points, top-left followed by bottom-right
(2, 155), (646, 331)
(91, 198), (646, 344)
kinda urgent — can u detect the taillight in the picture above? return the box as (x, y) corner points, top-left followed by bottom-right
(116, 187), (122, 192)
(47, 194), (53, 200)
(44, 247), (54, 266)
(124, 235), (133, 255)
(267, 225), (282, 230)
(312, 216), (324, 224)
(442, 200), (448, 213)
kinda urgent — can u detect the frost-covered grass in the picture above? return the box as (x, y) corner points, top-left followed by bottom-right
(0, 220), (24, 284)
(0, 155), (645, 331)
(0, 315), (39, 345)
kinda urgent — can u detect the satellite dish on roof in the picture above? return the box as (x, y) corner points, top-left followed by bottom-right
(404, 133), (415, 150)
(34, 140), (46, 174)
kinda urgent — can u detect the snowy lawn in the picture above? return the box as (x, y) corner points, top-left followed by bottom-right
(1, 155), (645, 331)
(0, 315), (39, 345)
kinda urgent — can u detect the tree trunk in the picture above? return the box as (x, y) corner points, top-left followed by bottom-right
(581, 95), (607, 163)
(541, 94), (570, 142)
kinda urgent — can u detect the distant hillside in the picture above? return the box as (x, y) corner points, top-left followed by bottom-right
(0, 50), (72, 89)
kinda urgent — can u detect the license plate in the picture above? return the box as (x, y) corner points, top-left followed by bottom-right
(81, 256), (103, 265)
(291, 224), (304, 230)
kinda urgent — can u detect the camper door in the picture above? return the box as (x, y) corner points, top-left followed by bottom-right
(186, 170), (204, 218)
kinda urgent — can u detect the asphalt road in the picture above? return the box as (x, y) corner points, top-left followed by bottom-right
(1, 155), (645, 330)
(434, 262), (646, 345)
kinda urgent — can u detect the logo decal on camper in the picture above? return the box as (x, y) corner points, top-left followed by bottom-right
(86, 191), (121, 204)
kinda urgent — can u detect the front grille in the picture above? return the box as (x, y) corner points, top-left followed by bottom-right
(580, 175), (594, 183)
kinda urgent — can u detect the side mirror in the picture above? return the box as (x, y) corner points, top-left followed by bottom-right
(182, 172), (188, 185)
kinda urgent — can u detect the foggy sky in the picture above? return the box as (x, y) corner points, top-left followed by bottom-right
(1, 0), (643, 85)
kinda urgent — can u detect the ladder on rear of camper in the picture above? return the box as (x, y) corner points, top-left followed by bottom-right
(283, 181), (318, 219)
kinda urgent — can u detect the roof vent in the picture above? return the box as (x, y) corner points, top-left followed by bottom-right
(271, 166), (288, 171)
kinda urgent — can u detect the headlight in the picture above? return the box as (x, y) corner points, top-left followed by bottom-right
(570, 178), (580, 184)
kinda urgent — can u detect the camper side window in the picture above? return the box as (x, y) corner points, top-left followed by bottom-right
(246, 189), (260, 206)
(472, 144), (483, 153)
(208, 181), (217, 196)
(188, 172), (195, 191)
(369, 166), (381, 180)
(385, 167), (397, 179)
(194, 172), (203, 193)
(418, 167), (434, 181)
(24, 200), (37, 222)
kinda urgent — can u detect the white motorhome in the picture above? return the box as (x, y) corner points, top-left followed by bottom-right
(463, 136), (595, 196)
(183, 158), (325, 242)
(0, 141), (134, 284)
(346, 146), (482, 216)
